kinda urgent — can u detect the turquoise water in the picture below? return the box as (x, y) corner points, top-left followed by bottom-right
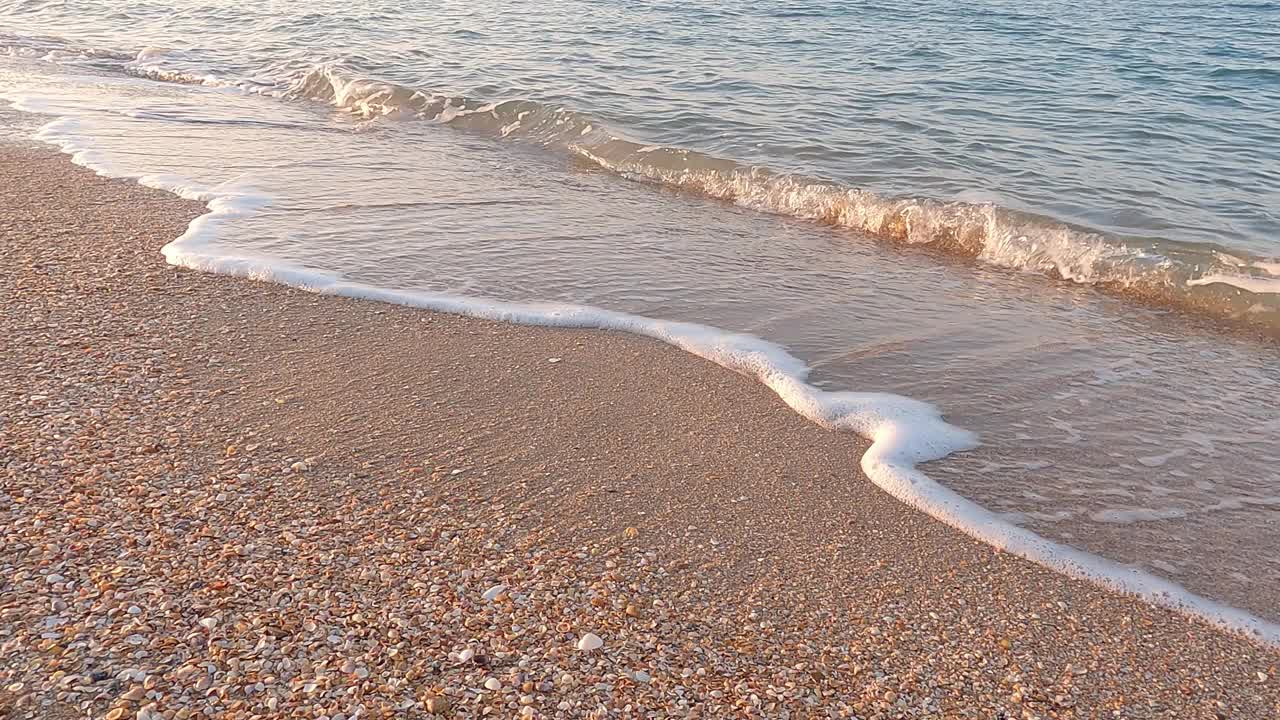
(2, 1), (1279, 625)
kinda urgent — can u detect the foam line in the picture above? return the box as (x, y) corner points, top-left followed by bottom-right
(20, 108), (1280, 648)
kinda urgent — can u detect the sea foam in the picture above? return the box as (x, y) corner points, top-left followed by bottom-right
(1188, 272), (1280, 295)
(13, 97), (1280, 648)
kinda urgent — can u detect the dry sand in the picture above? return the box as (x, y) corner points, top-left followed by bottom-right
(1, 141), (1277, 719)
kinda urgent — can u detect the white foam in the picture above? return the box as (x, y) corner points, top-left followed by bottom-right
(1253, 261), (1280, 277)
(1092, 507), (1188, 523)
(17, 104), (1280, 648)
(135, 47), (169, 61)
(1188, 272), (1280, 295)
(1093, 494), (1280, 525)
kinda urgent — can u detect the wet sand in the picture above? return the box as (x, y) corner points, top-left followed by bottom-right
(1, 141), (1277, 718)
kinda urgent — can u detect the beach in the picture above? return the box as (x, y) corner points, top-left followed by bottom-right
(2, 142), (1278, 718)
(7, 15), (1280, 622)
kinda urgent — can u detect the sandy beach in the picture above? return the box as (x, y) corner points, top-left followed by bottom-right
(1, 139), (1277, 719)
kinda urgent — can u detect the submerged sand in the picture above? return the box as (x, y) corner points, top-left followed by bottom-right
(1, 141), (1277, 718)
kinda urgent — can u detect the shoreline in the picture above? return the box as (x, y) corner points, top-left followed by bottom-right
(2, 142), (1278, 717)
(29, 102), (1280, 638)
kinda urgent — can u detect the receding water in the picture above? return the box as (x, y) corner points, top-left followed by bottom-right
(1, 0), (1278, 624)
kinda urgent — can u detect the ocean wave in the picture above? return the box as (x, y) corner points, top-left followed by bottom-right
(0, 31), (133, 67)
(275, 65), (1280, 334)
(7, 34), (1280, 333)
(126, 63), (229, 88)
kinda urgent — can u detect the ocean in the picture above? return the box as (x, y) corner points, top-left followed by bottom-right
(2, 0), (1278, 636)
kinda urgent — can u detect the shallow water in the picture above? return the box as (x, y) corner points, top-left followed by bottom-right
(1, 0), (1278, 625)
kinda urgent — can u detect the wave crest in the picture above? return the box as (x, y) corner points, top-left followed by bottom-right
(272, 64), (1280, 333)
(9, 37), (1280, 335)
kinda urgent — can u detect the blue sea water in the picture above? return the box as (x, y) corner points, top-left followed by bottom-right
(1, 0), (1278, 625)
(5, 0), (1280, 261)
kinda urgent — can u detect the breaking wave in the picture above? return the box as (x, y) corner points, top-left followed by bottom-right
(256, 64), (1280, 335)
(6, 32), (1280, 334)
